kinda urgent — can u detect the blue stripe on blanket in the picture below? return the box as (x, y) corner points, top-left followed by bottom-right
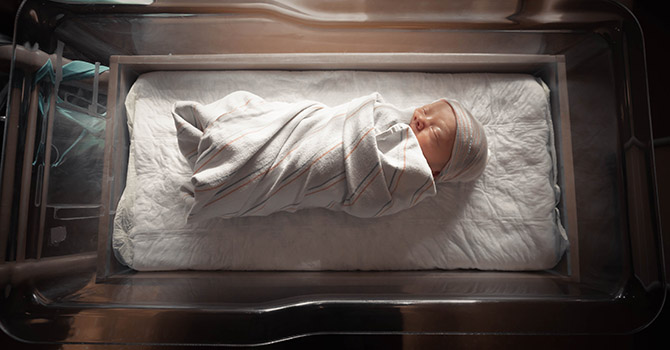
(344, 162), (380, 204)
(385, 128), (406, 191)
(211, 160), (273, 196)
(410, 178), (433, 204)
(307, 170), (346, 192)
(374, 198), (394, 217)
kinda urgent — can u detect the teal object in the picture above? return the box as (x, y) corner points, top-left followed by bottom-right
(35, 59), (109, 115)
(33, 59), (109, 167)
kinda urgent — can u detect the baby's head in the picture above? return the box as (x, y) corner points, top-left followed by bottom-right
(410, 99), (488, 183)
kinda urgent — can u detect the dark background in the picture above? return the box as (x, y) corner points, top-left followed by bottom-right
(0, 0), (668, 348)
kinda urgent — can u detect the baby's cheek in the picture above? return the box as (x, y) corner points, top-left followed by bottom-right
(416, 134), (428, 152)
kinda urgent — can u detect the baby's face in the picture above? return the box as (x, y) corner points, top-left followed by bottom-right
(410, 100), (457, 177)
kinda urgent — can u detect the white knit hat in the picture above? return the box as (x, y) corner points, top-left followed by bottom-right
(436, 100), (488, 183)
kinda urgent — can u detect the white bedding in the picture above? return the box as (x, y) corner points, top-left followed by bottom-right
(113, 70), (568, 271)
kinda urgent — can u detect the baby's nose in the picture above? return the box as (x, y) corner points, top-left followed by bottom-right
(413, 114), (425, 131)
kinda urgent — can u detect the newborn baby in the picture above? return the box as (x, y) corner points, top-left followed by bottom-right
(410, 98), (488, 182)
(173, 92), (487, 221)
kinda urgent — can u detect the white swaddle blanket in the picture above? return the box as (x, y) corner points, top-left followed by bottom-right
(113, 70), (567, 271)
(173, 91), (434, 220)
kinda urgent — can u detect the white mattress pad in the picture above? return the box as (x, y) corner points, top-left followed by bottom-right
(113, 70), (567, 271)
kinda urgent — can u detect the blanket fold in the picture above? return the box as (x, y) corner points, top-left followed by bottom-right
(172, 91), (436, 221)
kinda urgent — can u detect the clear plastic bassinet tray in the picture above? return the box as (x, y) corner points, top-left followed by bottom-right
(0, 0), (664, 345)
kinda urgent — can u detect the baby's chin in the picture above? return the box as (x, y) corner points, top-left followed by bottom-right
(430, 158), (451, 176)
